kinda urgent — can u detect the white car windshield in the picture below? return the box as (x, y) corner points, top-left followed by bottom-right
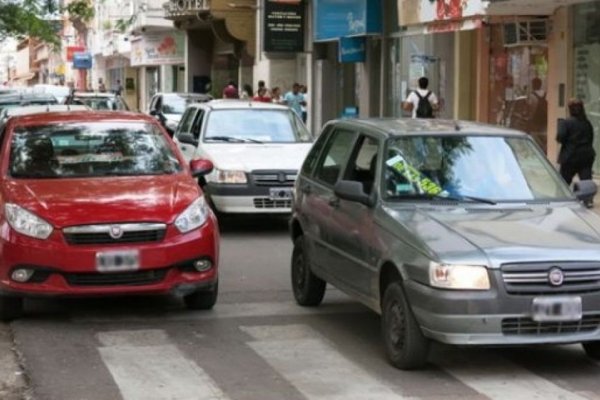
(10, 122), (182, 178)
(384, 135), (573, 202)
(203, 109), (312, 143)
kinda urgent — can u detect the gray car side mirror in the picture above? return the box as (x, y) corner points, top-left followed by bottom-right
(334, 180), (375, 207)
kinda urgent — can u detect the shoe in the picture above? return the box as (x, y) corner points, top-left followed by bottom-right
(585, 201), (594, 209)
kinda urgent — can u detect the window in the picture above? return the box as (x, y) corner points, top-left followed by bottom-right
(314, 128), (357, 186)
(344, 135), (379, 195)
(178, 108), (197, 135)
(301, 126), (332, 176)
(191, 110), (205, 140)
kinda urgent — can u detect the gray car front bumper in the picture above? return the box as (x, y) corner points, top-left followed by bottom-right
(404, 277), (600, 346)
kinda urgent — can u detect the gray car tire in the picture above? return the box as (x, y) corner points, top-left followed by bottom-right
(291, 236), (326, 306)
(184, 282), (218, 310)
(582, 341), (600, 360)
(381, 282), (430, 370)
(0, 296), (23, 322)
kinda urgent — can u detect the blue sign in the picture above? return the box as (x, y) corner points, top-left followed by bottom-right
(73, 52), (92, 69)
(341, 106), (359, 119)
(314, 0), (382, 42)
(339, 36), (366, 63)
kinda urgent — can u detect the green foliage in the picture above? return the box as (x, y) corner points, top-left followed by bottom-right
(0, 0), (61, 46)
(64, 0), (94, 24)
(114, 15), (137, 34)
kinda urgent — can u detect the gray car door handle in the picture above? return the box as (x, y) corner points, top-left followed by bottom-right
(328, 196), (340, 208)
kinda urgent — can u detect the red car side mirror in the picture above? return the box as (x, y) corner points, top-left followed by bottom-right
(190, 159), (214, 177)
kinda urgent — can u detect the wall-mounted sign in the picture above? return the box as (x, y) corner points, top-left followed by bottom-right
(314, 0), (382, 42)
(66, 46), (85, 62)
(131, 31), (185, 67)
(72, 52), (92, 69)
(263, 0), (304, 52)
(399, 0), (486, 26)
(338, 36), (365, 63)
(163, 0), (210, 19)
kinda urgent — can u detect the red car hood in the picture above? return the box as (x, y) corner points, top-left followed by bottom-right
(3, 175), (201, 228)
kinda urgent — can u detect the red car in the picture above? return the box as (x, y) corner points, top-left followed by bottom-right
(0, 111), (219, 320)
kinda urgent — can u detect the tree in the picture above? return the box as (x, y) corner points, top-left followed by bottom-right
(0, 0), (61, 46)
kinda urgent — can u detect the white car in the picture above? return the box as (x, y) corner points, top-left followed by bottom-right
(173, 100), (314, 214)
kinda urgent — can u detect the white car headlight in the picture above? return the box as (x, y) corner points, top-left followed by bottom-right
(207, 169), (247, 184)
(429, 262), (490, 290)
(5, 204), (53, 239)
(174, 197), (210, 233)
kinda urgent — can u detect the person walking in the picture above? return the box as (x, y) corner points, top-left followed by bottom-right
(283, 83), (306, 118)
(557, 98), (596, 207)
(402, 76), (439, 118)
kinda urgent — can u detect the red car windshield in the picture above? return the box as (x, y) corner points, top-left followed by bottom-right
(9, 121), (182, 178)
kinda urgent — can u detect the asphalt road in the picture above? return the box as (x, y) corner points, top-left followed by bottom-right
(2, 215), (600, 400)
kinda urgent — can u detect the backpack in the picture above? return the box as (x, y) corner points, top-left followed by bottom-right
(415, 91), (434, 118)
(530, 92), (547, 131)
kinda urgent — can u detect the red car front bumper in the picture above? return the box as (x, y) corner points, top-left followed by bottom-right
(0, 218), (219, 297)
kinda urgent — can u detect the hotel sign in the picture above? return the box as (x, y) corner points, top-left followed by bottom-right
(163, 0), (210, 19)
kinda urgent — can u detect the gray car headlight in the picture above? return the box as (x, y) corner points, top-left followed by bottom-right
(206, 169), (247, 184)
(174, 197), (210, 233)
(429, 262), (490, 290)
(5, 203), (53, 239)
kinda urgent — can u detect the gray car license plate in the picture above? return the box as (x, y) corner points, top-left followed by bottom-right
(532, 296), (582, 322)
(269, 187), (293, 200)
(96, 250), (140, 272)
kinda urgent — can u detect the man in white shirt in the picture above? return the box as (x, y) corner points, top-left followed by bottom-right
(402, 77), (439, 118)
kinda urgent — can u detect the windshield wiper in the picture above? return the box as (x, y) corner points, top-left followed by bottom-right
(396, 193), (496, 205)
(205, 136), (262, 144)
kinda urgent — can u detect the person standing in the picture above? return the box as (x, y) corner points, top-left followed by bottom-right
(114, 79), (124, 96)
(557, 99), (596, 207)
(271, 87), (283, 104)
(253, 87), (272, 103)
(98, 78), (106, 92)
(240, 83), (253, 100)
(402, 76), (439, 118)
(283, 83), (306, 118)
(222, 80), (239, 99)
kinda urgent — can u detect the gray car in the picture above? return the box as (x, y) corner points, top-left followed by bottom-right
(290, 118), (600, 369)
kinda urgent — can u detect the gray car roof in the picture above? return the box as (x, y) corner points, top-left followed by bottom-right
(331, 118), (528, 137)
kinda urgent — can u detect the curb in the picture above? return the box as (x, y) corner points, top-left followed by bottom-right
(0, 323), (28, 400)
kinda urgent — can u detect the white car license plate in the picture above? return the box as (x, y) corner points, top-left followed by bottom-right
(96, 250), (140, 272)
(269, 187), (293, 200)
(531, 296), (582, 322)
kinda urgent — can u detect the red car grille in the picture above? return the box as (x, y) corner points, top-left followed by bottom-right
(64, 269), (168, 286)
(64, 230), (166, 245)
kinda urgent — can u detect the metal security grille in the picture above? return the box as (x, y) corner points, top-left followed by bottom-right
(502, 315), (600, 336)
(63, 223), (167, 245)
(501, 262), (600, 295)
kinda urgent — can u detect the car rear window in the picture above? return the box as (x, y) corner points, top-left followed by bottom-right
(9, 121), (182, 179)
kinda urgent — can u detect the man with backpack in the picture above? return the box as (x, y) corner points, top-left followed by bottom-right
(402, 76), (439, 118)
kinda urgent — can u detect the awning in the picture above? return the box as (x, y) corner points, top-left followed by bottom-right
(11, 72), (36, 82)
(485, 0), (591, 16)
(401, 17), (483, 35)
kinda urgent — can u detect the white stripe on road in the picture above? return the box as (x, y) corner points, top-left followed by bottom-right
(74, 300), (366, 323)
(436, 352), (590, 400)
(97, 330), (228, 400)
(241, 324), (414, 400)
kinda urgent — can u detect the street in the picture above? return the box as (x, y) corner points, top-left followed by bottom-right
(1, 215), (600, 400)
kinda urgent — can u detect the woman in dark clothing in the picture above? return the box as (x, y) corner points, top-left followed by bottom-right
(557, 98), (596, 207)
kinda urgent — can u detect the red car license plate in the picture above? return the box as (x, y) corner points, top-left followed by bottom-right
(532, 296), (582, 322)
(96, 250), (140, 272)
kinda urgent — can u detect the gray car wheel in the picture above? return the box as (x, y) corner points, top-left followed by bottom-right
(184, 282), (218, 310)
(582, 341), (600, 360)
(0, 295), (23, 322)
(381, 282), (430, 370)
(291, 236), (326, 306)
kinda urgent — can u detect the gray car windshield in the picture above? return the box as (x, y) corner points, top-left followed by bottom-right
(385, 135), (573, 202)
(203, 109), (312, 143)
(10, 122), (182, 178)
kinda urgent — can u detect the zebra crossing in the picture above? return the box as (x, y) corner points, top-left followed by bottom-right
(77, 316), (600, 400)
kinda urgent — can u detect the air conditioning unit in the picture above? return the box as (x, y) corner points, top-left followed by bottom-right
(503, 19), (548, 47)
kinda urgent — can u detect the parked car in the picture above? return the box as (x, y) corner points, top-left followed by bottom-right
(148, 92), (212, 136)
(173, 100), (313, 214)
(0, 92), (58, 114)
(65, 91), (129, 111)
(290, 118), (600, 369)
(0, 111), (219, 320)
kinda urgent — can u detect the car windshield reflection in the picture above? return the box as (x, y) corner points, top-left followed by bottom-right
(10, 122), (182, 179)
(203, 109), (312, 143)
(384, 135), (573, 202)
